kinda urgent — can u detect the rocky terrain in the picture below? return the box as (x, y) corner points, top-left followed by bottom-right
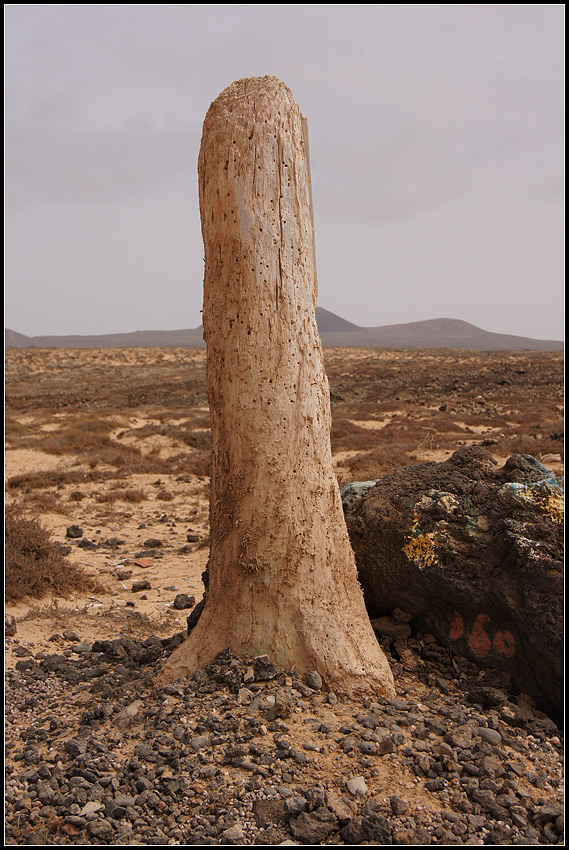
(4, 345), (564, 845)
(5, 628), (565, 845)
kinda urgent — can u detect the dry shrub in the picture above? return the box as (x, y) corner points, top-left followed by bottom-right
(7, 468), (112, 491)
(39, 416), (116, 455)
(179, 429), (211, 450)
(167, 452), (211, 478)
(156, 489), (174, 501)
(28, 492), (67, 514)
(122, 487), (147, 503)
(5, 505), (104, 603)
(96, 487), (147, 503)
(68, 490), (87, 502)
(4, 417), (34, 440)
(495, 434), (564, 460)
(331, 420), (380, 452)
(95, 491), (117, 504)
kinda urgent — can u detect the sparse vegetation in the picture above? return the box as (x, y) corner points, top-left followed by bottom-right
(5, 504), (104, 603)
(5, 346), (563, 522)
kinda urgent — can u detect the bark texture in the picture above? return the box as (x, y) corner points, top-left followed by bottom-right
(159, 76), (394, 698)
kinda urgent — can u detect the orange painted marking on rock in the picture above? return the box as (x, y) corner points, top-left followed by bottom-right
(469, 613), (492, 655)
(493, 630), (515, 657)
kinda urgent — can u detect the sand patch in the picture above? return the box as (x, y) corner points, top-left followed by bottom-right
(4, 449), (69, 480)
(347, 418), (391, 430)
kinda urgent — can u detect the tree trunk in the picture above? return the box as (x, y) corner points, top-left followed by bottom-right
(159, 76), (394, 699)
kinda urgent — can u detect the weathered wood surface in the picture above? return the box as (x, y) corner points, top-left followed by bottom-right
(160, 76), (394, 697)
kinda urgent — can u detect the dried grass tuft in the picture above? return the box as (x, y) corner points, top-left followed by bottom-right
(5, 504), (105, 603)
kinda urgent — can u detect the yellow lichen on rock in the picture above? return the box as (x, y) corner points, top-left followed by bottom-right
(403, 513), (439, 568)
(535, 491), (564, 524)
(403, 532), (439, 568)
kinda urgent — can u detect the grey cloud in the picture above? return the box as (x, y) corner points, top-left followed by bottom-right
(4, 4), (564, 339)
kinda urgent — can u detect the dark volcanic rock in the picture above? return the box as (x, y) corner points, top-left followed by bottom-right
(173, 593), (195, 610)
(340, 813), (393, 844)
(289, 807), (338, 843)
(343, 448), (563, 720)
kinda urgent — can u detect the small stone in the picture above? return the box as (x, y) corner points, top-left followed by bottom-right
(78, 538), (98, 550)
(80, 802), (105, 816)
(346, 776), (368, 797)
(238, 687), (254, 704)
(222, 823), (244, 842)
(477, 726), (502, 746)
(285, 796), (308, 814)
(134, 558), (153, 568)
(534, 803), (564, 824)
(87, 820), (114, 839)
(306, 670), (323, 690)
(390, 795), (409, 815)
(63, 630), (81, 642)
(290, 808), (338, 844)
(132, 580), (151, 592)
(186, 533), (200, 543)
(254, 655), (278, 681)
(253, 798), (287, 827)
(341, 814), (392, 845)
(66, 525), (83, 539)
(376, 737), (396, 755)
(5, 615), (17, 637)
(173, 593), (195, 610)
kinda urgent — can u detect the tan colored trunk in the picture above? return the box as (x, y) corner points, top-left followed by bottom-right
(159, 76), (394, 699)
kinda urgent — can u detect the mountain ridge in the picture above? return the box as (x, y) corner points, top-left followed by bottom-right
(5, 308), (563, 351)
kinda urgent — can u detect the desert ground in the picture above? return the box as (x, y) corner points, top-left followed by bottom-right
(4, 346), (564, 845)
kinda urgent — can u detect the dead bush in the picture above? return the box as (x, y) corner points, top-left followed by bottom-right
(95, 486), (147, 503)
(28, 492), (67, 514)
(156, 489), (174, 501)
(95, 491), (117, 504)
(39, 416), (117, 455)
(5, 505), (104, 603)
(122, 487), (147, 503)
(179, 429), (211, 450)
(7, 468), (113, 491)
(68, 490), (87, 502)
(4, 417), (34, 440)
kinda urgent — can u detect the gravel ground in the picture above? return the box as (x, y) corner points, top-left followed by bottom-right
(5, 630), (564, 846)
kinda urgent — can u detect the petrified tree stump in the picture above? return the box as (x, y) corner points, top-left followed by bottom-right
(159, 76), (394, 698)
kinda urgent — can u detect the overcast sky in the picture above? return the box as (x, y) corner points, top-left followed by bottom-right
(5, 4), (565, 340)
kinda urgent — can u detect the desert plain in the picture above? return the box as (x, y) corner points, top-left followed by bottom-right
(4, 345), (564, 846)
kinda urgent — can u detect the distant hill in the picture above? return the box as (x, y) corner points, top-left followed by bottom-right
(5, 309), (563, 351)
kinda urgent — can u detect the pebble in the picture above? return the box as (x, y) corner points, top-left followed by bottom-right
(305, 670), (323, 691)
(346, 776), (368, 797)
(477, 726), (502, 746)
(4, 634), (564, 846)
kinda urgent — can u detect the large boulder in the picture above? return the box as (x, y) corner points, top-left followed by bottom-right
(342, 447), (563, 721)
